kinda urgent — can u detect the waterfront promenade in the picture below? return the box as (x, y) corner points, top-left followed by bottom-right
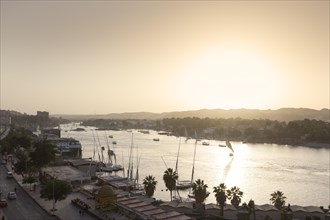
(3, 162), (128, 220)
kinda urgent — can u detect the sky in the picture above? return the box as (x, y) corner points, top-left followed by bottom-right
(1, 1), (329, 115)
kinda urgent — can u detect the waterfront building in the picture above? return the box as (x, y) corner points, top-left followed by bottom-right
(41, 165), (91, 185)
(40, 128), (82, 158)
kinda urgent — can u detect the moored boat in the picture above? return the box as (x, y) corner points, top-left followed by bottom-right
(176, 180), (193, 190)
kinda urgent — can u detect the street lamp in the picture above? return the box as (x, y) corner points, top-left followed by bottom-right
(87, 157), (92, 178)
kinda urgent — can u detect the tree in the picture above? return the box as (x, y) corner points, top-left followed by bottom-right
(270, 190), (286, 209)
(227, 186), (243, 207)
(14, 160), (32, 177)
(248, 199), (256, 220)
(192, 179), (209, 205)
(40, 179), (72, 211)
(163, 168), (178, 201)
(13, 148), (36, 177)
(23, 173), (38, 191)
(143, 175), (157, 198)
(30, 140), (56, 168)
(213, 183), (227, 216)
(0, 128), (32, 154)
(23, 175), (37, 185)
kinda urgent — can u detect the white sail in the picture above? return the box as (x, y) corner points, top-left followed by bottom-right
(226, 140), (234, 153)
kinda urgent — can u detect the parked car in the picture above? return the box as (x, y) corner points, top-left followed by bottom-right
(0, 199), (8, 207)
(7, 171), (13, 179)
(7, 192), (16, 200)
(1, 160), (6, 165)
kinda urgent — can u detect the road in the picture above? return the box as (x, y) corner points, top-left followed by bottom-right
(0, 128), (10, 141)
(0, 162), (57, 220)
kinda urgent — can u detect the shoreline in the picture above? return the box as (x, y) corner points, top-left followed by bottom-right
(240, 140), (330, 149)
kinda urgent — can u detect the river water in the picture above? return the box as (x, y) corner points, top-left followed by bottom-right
(60, 125), (329, 206)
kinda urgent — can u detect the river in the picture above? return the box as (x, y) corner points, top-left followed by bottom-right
(60, 124), (330, 207)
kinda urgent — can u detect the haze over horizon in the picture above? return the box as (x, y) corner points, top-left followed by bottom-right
(1, 1), (329, 115)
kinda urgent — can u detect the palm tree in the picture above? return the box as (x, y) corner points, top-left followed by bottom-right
(192, 179), (209, 205)
(213, 183), (227, 216)
(143, 175), (157, 198)
(270, 190), (286, 209)
(163, 168), (178, 201)
(248, 199), (256, 220)
(227, 186), (243, 207)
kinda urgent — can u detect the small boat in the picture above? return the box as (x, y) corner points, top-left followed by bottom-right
(158, 131), (170, 135)
(72, 128), (86, 132)
(202, 141), (209, 146)
(153, 138), (160, 141)
(101, 164), (123, 172)
(176, 180), (192, 190)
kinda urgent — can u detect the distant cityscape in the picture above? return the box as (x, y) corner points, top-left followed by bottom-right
(1, 108), (329, 148)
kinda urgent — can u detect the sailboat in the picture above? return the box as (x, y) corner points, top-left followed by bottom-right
(226, 140), (234, 157)
(99, 131), (123, 172)
(175, 137), (192, 190)
(187, 137), (198, 198)
(127, 134), (144, 196)
(91, 130), (105, 175)
(188, 133), (210, 199)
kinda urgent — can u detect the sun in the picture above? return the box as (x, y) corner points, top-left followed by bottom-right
(175, 46), (282, 110)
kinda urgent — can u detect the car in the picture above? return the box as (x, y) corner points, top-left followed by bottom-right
(7, 192), (16, 200)
(0, 199), (8, 207)
(6, 171), (13, 179)
(1, 160), (6, 165)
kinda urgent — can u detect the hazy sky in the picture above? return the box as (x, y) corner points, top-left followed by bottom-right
(1, 1), (329, 115)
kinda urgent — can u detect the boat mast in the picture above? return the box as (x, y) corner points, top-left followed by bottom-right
(135, 155), (141, 187)
(191, 132), (198, 186)
(175, 137), (182, 181)
(92, 131), (96, 161)
(127, 133), (134, 180)
(95, 131), (104, 163)
(122, 152), (125, 177)
(104, 131), (113, 166)
(92, 130), (101, 163)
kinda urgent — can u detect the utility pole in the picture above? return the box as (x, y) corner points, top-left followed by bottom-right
(52, 177), (56, 215)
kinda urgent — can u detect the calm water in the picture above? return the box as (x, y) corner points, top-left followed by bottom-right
(60, 125), (330, 206)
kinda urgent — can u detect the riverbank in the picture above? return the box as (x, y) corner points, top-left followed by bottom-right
(240, 139), (330, 149)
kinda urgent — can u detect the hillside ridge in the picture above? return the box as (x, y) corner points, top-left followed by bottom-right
(51, 108), (330, 122)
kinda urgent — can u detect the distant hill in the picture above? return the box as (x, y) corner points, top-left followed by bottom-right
(52, 108), (330, 122)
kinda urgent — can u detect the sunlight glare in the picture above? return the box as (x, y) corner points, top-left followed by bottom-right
(177, 47), (281, 109)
